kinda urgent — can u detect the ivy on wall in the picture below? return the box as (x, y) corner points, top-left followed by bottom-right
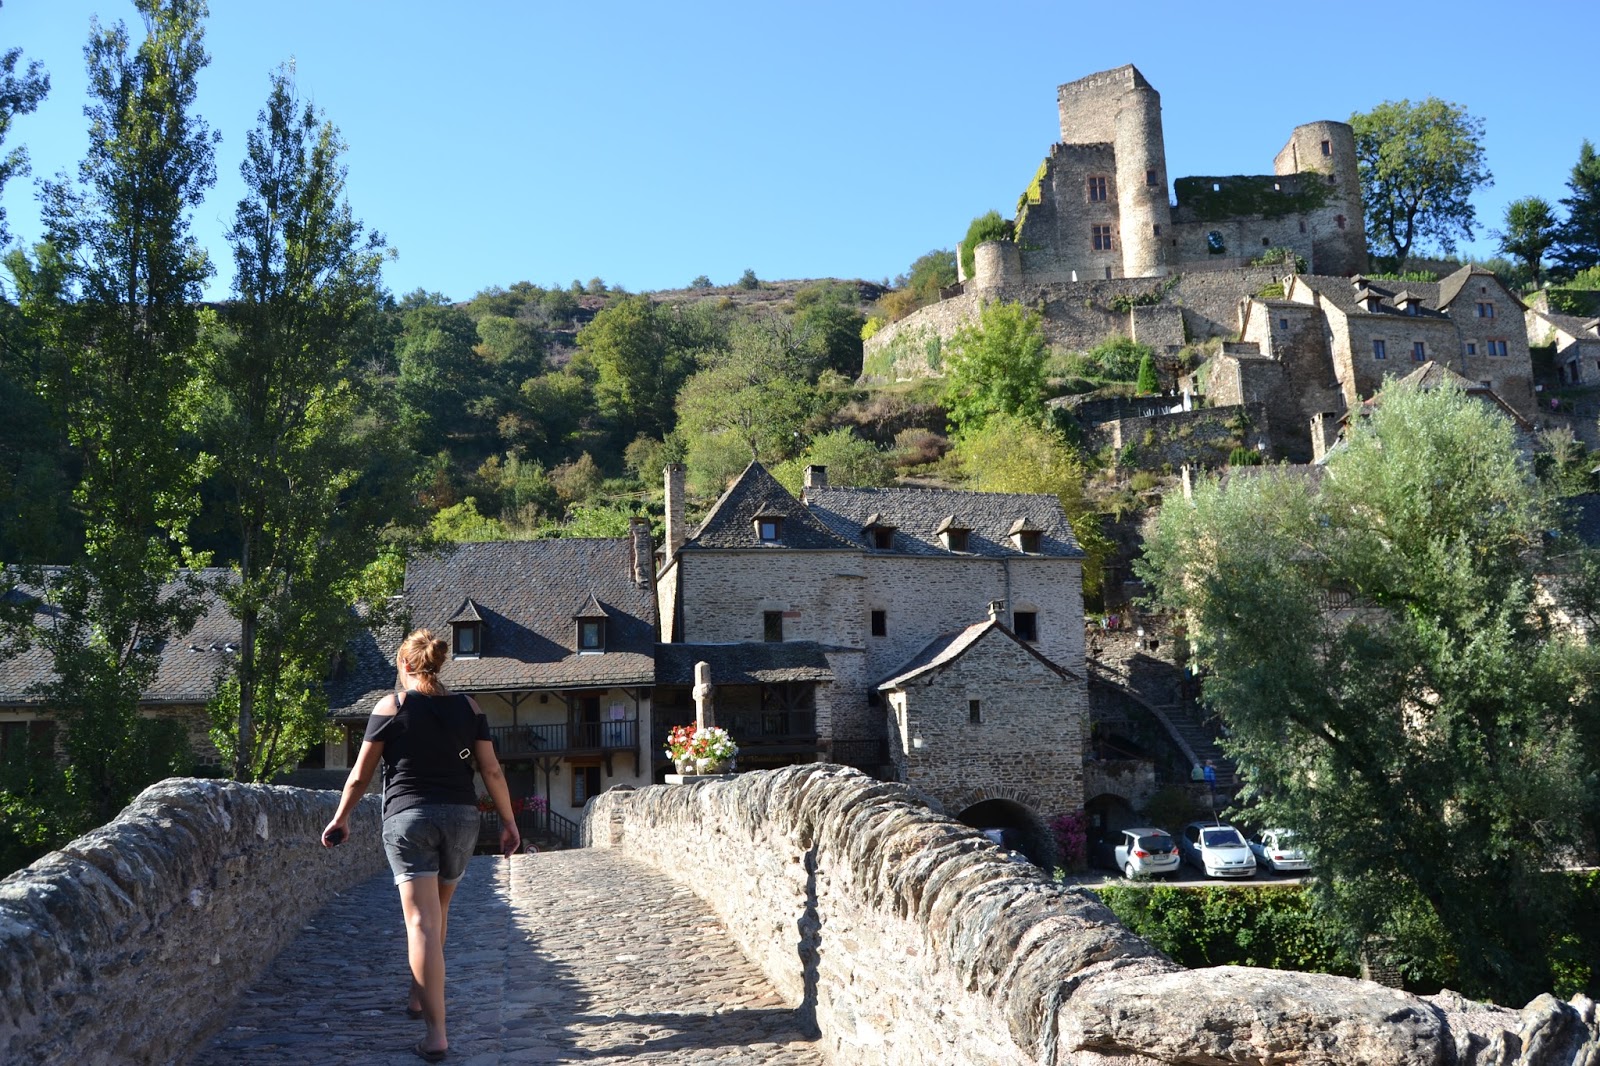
(1174, 175), (1330, 223)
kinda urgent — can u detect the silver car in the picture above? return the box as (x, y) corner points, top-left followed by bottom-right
(1179, 822), (1257, 878)
(1113, 827), (1180, 880)
(1250, 829), (1311, 874)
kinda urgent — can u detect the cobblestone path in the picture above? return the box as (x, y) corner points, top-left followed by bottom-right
(194, 849), (824, 1065)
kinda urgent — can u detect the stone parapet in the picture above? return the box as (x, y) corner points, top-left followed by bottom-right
(0, 778), (383, 1065)
(584, 765), (1599, 1065)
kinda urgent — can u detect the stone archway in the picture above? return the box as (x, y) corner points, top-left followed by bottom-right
(952, 794), (1057, 870)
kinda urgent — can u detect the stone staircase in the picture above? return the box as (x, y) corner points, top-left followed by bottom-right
(1086, 623), (1239, 787)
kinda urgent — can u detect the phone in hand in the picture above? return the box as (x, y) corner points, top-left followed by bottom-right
(324, 827), (346, 847)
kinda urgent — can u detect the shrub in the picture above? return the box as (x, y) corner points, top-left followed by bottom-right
(1136, 352), (1160, 395)
(738, 268), (760, 290)
(958, 210), (1013, 281)
(1130, 470), (1160, 492)
(891, 427), (946, 468)
(1050, 810), (1089, 872)
(1251, 246), (1307, 273)
(1094, 884), (1356, 976)
(1229, 446), (1263, 466)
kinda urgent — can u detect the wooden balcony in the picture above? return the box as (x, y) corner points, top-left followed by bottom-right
(489, 720), (638, 760)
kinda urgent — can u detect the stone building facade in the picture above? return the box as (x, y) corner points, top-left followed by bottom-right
(657, 461), (1089, 836)
(1206, 266), (1537, 458)
(1526, 305), (1600, 384)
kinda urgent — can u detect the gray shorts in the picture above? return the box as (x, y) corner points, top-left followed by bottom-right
(382, 804), (481, 885)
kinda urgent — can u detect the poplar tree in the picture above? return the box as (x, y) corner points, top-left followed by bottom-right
(25, 0), (217, 823)
(205, 68), (409, 781)
(0, 0), (49, 249)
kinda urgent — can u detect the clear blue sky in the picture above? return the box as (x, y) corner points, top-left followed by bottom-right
(3, 0), (1596, 302)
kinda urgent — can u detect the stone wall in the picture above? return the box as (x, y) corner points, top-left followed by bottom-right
(584, 766), (1600, 1066)
(1087, 403), (1268, 470)
(862, 268), (1284, 383)
(0, 778), (384, 1065)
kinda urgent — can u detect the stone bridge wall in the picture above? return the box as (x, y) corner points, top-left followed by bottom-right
(584, 766), (1599, 1065)
(0, 778), (384, 1066)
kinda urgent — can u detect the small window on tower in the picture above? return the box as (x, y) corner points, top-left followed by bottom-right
(969, 699), (982, 724)
(1087, 175), (1108, 202)
(1320, 139), (1331, 156)
(1146, 169), (1158, 186)
(870, 609), (886, 637)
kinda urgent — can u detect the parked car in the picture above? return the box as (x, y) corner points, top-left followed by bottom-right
(1179, 822), (1257, 878)
(1249, 829), (1310, 874)
(1113, 827), (1180, 880)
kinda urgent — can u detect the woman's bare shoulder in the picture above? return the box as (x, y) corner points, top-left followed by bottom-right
(371, 692), (400, 717)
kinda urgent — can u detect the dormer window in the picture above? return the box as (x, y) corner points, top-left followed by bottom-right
(755, 515), (783, 543)
(574, 593), (607, 654)
(1009, 518), (1043, 553)
(1394, 291), (1421, 316)
(448, 599), (484, 659)
(934, 515), (969, 552)
(862, 513), (896, 550)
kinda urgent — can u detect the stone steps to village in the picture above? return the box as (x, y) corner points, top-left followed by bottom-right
(194, 849), (824, 1065)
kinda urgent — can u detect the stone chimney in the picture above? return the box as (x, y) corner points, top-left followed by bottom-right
(804, 465), (828, 490)
(628, 515), (653, 587)
(664, 463), (686, 559)
(988, 600), (1005, 623)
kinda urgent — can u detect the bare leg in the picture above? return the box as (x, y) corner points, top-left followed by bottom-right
(409, 879), (460, 1013)
(399, 877), (448, 1054)
(406, 879), (460, 1015)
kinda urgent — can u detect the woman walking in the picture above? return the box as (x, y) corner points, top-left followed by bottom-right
(323, 629), (519, 1062)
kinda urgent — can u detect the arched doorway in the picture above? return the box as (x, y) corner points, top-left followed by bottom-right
(955, 798), (1056, 869)
(1084, 792), (1136, 869)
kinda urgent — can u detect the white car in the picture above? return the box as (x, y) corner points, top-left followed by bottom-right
(1179, 822), (1257, 878)
(1250, 829), (1310, 874)
(1113, 827), (1181, 880)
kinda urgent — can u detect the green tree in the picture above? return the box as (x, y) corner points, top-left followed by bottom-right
(1139, 381), (1598, 1002)
(941, 300), (1047, 433)
(1494, 196), (1558, 287)
(771, 428), (893, 493)
(1135, 351), (1159, 395)
(737, 268), (759, 290)
(958, 211), (1012, 282)
(26, 0), (219, 824)
(1554, 140), (1600, 278)
(204, 68), (413, 782)
(574, 293), (692, 441)
(792, 280), (866, 377)
(1351, 98), (1492, 273)
(395, 302), (485, 453)
(951, 413), (1109, 601)
(0, 0), (49, 248)
(689, 274), (712, 289)
(675, 316), (822, 494)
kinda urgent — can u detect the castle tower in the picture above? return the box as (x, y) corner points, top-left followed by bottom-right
(1054, 65), (1169, 279)
(1112, 79), (1169, 277)
(1275, 121), (1367, 276)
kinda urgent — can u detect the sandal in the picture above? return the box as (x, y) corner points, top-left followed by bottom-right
(412, 1039), (447, 1062)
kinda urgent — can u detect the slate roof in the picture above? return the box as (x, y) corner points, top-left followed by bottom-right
(683, 462), (856, 551)
(1295, 266), (1518, 319)
(1532, 309), (1600, 343)
(655, 642), (836, 686)
(0, 568), (240, 706)
(804, 485), (1084, 558)
(877, 619), (1078, 690)
(333, 540), (658, 718)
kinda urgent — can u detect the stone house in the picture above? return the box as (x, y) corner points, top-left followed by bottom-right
(1214, 266), (1537, 458)
(656, 461), (1088, 850)
(333, 524), (660, 836)
(1526, 306), (1600, 385)
(0, 568), (240, 772)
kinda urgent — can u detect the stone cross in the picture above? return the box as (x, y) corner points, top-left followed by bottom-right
(692, 660), (714, 731)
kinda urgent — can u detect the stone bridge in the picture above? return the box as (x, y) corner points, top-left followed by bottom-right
(2, 769), (1597, 1065)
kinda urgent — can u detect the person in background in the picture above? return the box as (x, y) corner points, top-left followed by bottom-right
(323, 629), (519, 1063)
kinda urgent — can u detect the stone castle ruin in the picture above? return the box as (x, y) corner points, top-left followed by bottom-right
(865, 64), (1368, 379)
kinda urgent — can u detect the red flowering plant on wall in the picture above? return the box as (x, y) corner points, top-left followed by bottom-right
(1050, 809), (1089, 872)
(511, 795), (548, 815)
